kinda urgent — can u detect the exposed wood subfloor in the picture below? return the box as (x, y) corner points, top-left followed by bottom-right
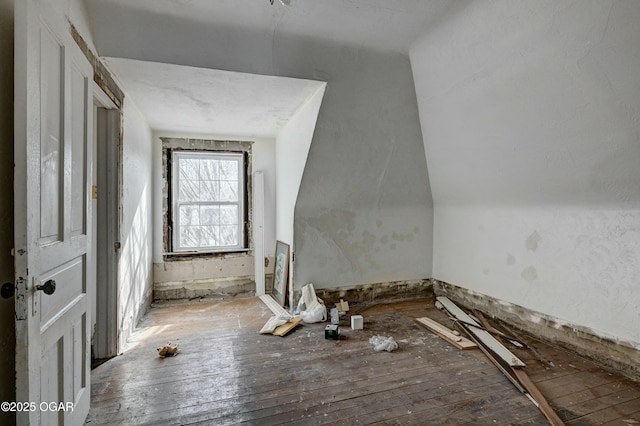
(86, 297), (640, 425)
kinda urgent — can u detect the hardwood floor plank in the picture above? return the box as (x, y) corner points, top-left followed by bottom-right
(86, 296), (640, 426)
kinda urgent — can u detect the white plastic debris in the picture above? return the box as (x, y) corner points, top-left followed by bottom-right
(295, 283), (327, 323)
(259, 315), (289, 334)
(369, 335), (398, 352)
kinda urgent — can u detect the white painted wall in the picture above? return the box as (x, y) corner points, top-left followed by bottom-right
(289, 45), (434, 290)
(119, 98), (154, 349)
(85, 5), (435, 294)
(0, 0), (15, 419)
(151, 131), (276, 287)
(411, 0), (640, 345)
(275, 84), (326, 245)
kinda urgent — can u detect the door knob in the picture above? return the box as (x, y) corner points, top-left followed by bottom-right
(36, 280), (56, 295)
(1, 283), (13, 299)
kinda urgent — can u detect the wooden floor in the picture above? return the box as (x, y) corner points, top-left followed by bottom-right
(85, 296), (640, 425)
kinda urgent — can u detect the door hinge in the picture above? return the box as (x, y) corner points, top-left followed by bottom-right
(114, 242), (121, 252)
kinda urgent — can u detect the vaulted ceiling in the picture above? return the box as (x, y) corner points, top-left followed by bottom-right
(84, 0), (460, 137)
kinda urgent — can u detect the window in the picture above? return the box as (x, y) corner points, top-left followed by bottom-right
(171, 151), (245, 252)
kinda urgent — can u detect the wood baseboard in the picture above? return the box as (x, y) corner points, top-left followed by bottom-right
(307, 279), (432, 308)
(432, 279), (640, 381)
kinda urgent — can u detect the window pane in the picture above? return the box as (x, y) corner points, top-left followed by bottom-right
(179, 179), (199, 202)
(219, 205), (238, 225)
(200, 205), (219, 226)
(219, 225), (238, 246)
(201, 225), (218, 247)
(199, 159), (218, 181)
(172, 151), (244, 251)
(179, 205), (200, 226)
(219, 160), (238, 181)
(220, 181), (238, 202)
(180, 226), (201, 248)
(200, 180), (219, 202)
(179, 158), (198, 180)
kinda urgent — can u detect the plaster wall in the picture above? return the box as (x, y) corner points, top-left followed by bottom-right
(411, 0), (640, 344)
(86, 5), (434, 293)
(151, 131), (276, 293)
(119, 98), (154, 348)
(275, 84), (326, 246)
(289, 44), (433, 289)
(0, 0), (15, 421)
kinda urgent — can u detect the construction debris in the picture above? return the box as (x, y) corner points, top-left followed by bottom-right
(437, 296), (564, 425)
(295, 283), (327, 323)
(325, 324), (339, 340)
(436, 296), (525, 367)
(369, 335), (398, 352)
(157, 342), (179, 358)
(350, 314), (363, 330)
(259, 315), (290, 334)
(415, 316), (477, 350)
(260, 315), (303, 337)
(336, 299), (349, 313)
(272, 317), (303, 337)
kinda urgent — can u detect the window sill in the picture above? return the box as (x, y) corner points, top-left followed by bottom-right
(163, 248), (250, 261)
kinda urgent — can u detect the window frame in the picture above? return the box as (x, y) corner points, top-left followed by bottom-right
(170, 149), (247, 254)
(161, 138), (253, 260)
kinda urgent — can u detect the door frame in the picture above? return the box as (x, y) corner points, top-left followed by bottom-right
(92, 83), (121, 359)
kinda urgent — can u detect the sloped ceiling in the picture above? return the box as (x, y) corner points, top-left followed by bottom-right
(105, 58), (325, 137)
(85, 0), (460, 138)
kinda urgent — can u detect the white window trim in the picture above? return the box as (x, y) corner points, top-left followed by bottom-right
(171, 150), (245, 253)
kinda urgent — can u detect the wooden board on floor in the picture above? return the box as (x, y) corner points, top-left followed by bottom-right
(416, 317), (477, 350)
(436, 296), (526, 367)
(272, 317), (303, 337)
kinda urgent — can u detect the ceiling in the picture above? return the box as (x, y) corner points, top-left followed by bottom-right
(85, 0), (456, 54)
(86, 0), (457, 138)
(105, 58), (325, 137)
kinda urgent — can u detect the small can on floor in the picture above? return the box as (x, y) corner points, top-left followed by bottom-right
(325, 324), (339, 340)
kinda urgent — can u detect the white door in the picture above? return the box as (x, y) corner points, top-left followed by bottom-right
(14, 0), (93, 424)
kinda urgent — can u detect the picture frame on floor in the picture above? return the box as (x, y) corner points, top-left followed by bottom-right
(271, 240), (290, 307)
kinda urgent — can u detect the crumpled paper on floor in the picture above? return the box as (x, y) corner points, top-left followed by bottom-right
(369, 335), (398, 352)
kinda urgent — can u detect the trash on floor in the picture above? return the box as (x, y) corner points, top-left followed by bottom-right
(157, 342), (179, 358)
(260, 315), (303, 337)
(415, 316), (477, 350)
(350, 315), (364, 330)
(336, 299), (349, 313)
(369, 335), (398, 352)
(325, 324), (339, 340)
(295, 283), (327, 323)
(330, 307), (340, 324)
(272, 317), (303, 337)
(259, 315), (290, 334)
